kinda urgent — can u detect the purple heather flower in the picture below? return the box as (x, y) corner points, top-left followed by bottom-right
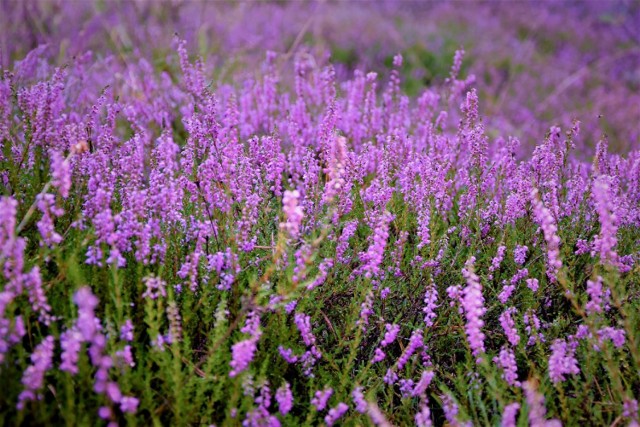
(230, 338), (258, 378)
(17, 335), (55, 409)
(98, 406), (112, 420)
(280, 190), (304, 239)
(447, 285), (463, 308)
(490, 245), (507, 272)
(120, 319), (134, 342)
(366, 402), (392, 427)
(514, 245), (528, 265)
(284, 300), (298, 314)
(585, 276), (605, 315)
(115, 345), (135, 368)
(352, 387), (367, 414)
(50, 150), (71, 198)
(325, 402), (349, 426)
(412, 370), (435, 397)
(36, 193), (63, 247)
(591, 175), (619, 266)
(229, 313), (262, 378)
(336, 220), (358, 264)
(361, 211), (394, 279)
(623, 399), (639, 422)
(575, 239), (590, 256)
(531, 188), (562, 282)
(60, 329), (82, 374)
(383, 368), (398, 385)
(493, 346), (520, 387)
(501, 403), (520, 427)
(499, 308), (520, 347)
(498, 283), (516, 304)
(524, 310), (545, 346)
(380, 323), (400, 347)
(598, 327), (625, 348)
(120, 396), (139, 414)
(307, 258), (333, 291)
(357, 292), (374, 331)
(423, 280), (439, 327)
(441, 394), (471, 427)
(311, 387), (333, 411)
(294, 313), (316, 348)
(398, 379), (415, 398)
(142, 275), (167, 300)
(397, 329), (423, 371)
(462, 257), (486, 362)
(415, 401), (433, 427)
(371, 348), (385, 363)
(278, 346), (298, 364)
(548, 339), (579, 384)
(523, 380), (561, 427)
(275, 382), (293, 415)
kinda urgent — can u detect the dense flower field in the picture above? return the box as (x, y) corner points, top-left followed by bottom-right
(1, 1), (639, 426)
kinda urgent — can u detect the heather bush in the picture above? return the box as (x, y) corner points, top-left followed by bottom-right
(1, 2), (639, 427)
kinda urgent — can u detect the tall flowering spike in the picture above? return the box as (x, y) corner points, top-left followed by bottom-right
(499, 307), (520, 347)
(322, 135), (348, 205)
(280, 190), (304, 239)
(73, 286), (99, 342)
(461, 89), (479, 130)
(175, 37), (205, 96)
(0, 197), (18, 251)
(357, 292), (374, 331)
(336, 220), (358, 263)
(524, 310), (545, 346)
(366, 402), (392, 427)
(275, 382), (293, 415)
(623, 399), (639, 424)
(17, 335), (55, 409)
(412, 370), (435, 397)
(489, 245), (507, 273)
(166, 301), (182, 344)
(501, 403), (520, 427)
(591, 175), (619, 266)
(36, 193), (64, 247)
(352, 387), (367, 414)
(415, 401), (433, 427)
(380, 323), (400, 347)
(50, 150), (71, 198)
(60, 328), (82, 374)
(585, 275), (605, 315)
(423, 278), (439, 327)
(597, 327), (625, 348)
(229, 312), (262, 378)
(441, 394), (471, 427)
(311, 387), (333, 411)
(523, 380), (561, 427)
(244, 383), (280, 427)
(396, 329), (423, 371)
(514, 245), (528, 265)
(294, 313), (316, 348)
(493, 346), (520, 386)
(229, 339), (258, 378)
(361, 211), (394, 279)
(548, 339), (579, 384)
(531, 188), (562, 282)
(325, 402), (349, 426)
(462, 257), (486, 362)
(449, 49), (465, 82)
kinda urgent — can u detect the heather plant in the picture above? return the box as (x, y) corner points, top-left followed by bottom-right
(1, 5), (640, 427)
